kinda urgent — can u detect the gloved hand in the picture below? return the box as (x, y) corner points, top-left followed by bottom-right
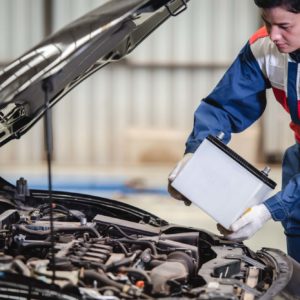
(221, 204), (271, 242)
(168, 153), (193, 205)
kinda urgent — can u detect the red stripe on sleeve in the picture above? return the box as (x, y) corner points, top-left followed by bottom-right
(297, 101), (300, 120)
(272, 87), (289, 112)
(290, 122), (300, 143)
(249, 27), (269, 45)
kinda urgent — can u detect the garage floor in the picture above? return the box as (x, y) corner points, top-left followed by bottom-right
(1, 163), (286, 253)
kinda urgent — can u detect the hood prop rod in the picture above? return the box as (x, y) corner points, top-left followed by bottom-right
(42, 78), (56, 285)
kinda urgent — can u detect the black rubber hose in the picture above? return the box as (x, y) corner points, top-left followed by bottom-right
(20, 242), (52, 249)
(114, 240), (131, 256)
(83, 270), (124, 289)
(119, 239), (158, 256)
(104, 224), (135, 240)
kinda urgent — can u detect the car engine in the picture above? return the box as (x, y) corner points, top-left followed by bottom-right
(0, 177), (296, 300)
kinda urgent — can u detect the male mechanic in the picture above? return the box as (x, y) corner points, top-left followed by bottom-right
(168, 0), (300, 263)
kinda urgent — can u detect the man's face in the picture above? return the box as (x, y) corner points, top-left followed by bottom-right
(262, 6), (300, 53)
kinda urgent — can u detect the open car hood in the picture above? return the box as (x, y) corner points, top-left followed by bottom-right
(0, 0), (188, 146)
(1, 1), (300, 298)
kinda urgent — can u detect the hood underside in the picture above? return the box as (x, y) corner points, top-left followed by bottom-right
(0, 0), (188, 147)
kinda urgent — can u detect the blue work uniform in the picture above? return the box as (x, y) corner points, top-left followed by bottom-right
(185, 27), (300, 262)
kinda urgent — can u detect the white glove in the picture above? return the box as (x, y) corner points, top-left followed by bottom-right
(225, 204), (271, 242)
(168, 153), (193, 204)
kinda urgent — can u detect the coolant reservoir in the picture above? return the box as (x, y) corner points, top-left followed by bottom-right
(171, 134), (276, 229)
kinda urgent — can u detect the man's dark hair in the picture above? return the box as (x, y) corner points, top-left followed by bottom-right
(254, 0), (300, 12)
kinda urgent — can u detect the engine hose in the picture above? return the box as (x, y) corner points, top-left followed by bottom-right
(16, 224), (101, 238)
(12, 259), (31, 276)
(115, 241), (131, 257)
(83, 270), (124, 290)
(20, 242), (52, 249)
(119, 239), (158, 256)
(105, 224), (136, 240)
(149, 259), (165, 268)
(106, 256), (135, 271)
(68, 256), (106, 270)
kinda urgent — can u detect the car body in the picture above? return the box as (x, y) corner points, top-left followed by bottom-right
(0, 0), (299, 299)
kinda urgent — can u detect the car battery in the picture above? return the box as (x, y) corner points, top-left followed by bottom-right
(171, 134), (277, 229)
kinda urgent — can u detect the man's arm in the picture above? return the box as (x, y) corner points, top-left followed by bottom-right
(169, 41), (270, 203)
(185, 42), (270, 153)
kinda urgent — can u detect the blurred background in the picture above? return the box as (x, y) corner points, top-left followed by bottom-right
(0, 0), (294, 253)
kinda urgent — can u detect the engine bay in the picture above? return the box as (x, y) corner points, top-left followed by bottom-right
(0, 177), (293, 300)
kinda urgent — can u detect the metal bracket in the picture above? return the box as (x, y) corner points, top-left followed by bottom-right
(225, 254), (266, 270)
(165, 0), (187, 17)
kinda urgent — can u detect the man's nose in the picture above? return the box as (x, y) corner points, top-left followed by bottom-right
(269, 26), (281, 43)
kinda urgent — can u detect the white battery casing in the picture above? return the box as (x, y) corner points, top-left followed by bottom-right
(171, 136), (276, 229)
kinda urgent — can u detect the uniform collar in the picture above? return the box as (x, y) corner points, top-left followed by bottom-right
(289, 50), (300, 63)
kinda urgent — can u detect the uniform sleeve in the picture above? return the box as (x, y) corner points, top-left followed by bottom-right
(264, 186), (295, 223)
(185, 42), (271, 154)
(264, 145), (300, 231)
